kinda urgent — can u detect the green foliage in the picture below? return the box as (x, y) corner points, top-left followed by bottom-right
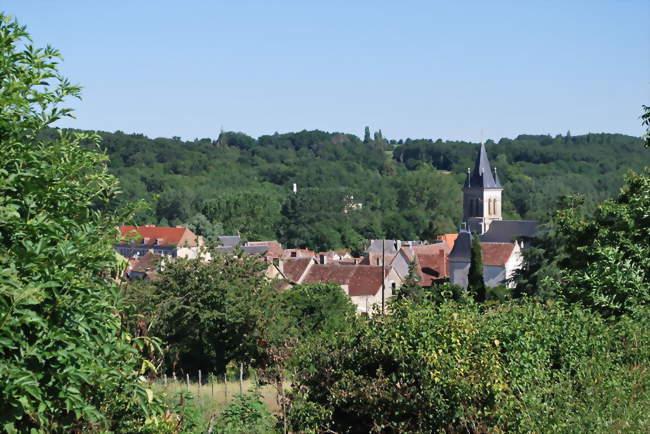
(468, 233), (486, 302)
(0, 14), (166, 431)
(554, 170), (650, 317)
(281, 282), (357, 336)
(642, 104), (650, 148)
(394, 133), (649, 221)
(215, 392), (276, 434)
(290, 299), (650, 432)
(132, 248), (285, 374)
(45, 122), (648, 251)
(396, 261), (423, 301)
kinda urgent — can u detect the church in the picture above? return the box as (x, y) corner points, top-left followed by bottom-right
(449, 143), (539, 288)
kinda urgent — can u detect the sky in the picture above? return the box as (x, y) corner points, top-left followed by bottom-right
(3, 1), (649, 142)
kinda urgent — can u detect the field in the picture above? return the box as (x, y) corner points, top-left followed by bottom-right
(151, 377), (283, 427)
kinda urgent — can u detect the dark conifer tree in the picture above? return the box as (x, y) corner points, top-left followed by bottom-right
(363, 126), (371, 144)
(468, 232), (486, 302)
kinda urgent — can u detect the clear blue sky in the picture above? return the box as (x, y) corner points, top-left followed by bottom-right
(3, 1), (649, 142)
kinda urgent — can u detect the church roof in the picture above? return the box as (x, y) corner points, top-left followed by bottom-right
(464, 143), (501, 189)
(480, 220), (539, 243)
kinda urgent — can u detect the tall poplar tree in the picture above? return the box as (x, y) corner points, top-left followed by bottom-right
(468, 233), (486, 302)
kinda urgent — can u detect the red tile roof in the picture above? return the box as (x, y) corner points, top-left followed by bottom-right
(301, 264), (389, 297)
(246, 241), (284, 257)
(413, 242), (451, 255)
(481, 242), (516, 266)
(118, 225), (200, 247)
(282, 258), (313, 282)
(436, 233), (458, 251)
(415, 252), (447, 286)
(127, 251), (161, 277)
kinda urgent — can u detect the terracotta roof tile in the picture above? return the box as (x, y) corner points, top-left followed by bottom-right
(246, 241), (284, 257)
(415, 252), (447, 286)
(436, 233), (458, 251)
(282, 258), (313, 282)
(301, 264), (388, 297)
(119, 225), (200, 247)
(481, 242), (516, 266)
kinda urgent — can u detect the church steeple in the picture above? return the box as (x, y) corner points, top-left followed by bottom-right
(464, 143), (501, 189)
(462, 142), (503, 234)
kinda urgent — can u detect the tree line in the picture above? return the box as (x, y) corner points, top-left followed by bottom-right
(40, 123), (648, 252)
(2, 11), (649, 433)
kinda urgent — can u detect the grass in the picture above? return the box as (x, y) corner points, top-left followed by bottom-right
(152, 378), (284, 428)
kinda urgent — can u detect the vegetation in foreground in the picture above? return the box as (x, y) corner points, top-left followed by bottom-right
(1, 10), (649, 433)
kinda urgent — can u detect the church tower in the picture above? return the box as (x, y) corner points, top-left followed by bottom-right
(463, 143), (502, 234)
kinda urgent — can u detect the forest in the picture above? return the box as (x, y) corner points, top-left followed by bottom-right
(2, 11), (650, 433)
(41, 125), (648, 252)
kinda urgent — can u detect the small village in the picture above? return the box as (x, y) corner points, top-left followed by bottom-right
(4, 5), (648, 431)
(116, 143), (539, 314)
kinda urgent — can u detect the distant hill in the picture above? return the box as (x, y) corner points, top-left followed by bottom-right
(41, 128), (649, 251)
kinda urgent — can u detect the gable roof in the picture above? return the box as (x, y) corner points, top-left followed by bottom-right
(281, 257), (314, 282)
(464, 143), (501, 189)
(480, 220), (539, 243)
(481, 242), (516, 266)
(118, 225), (200, 247)
(301, 264), (389, 297)
(416, 252), (448, 285)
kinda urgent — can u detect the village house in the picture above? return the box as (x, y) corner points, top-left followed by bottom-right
(276, 256), (401, 315)
(126, 251), (163, 280)
(115, 225), (204, 259)
(391, 241), (452, 286)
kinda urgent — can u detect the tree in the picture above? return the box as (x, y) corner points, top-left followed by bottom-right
(363, 126), (371, 144)
(468, 232), (486, 302)
(183, 212), (223, 241)
(0, 14), (164, 431)
(281, 282), (357, 336)
(642, 105), (650, 148)
(396, 261), (424, 301)
(554, 170), (650, 317)
(143, 248), (285, 374)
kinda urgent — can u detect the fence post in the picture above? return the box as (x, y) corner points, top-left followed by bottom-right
(239, 363), (243, 395)
(224, 371), (228, 402)
(211, 373), (214, 397)
(186, 373), (189, 391)
(163, 373), (167, 387)
(198, 370), (201, 396)
(173, 371), (177, 384)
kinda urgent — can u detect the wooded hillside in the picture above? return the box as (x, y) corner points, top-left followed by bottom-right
(42, 128), (648, 251)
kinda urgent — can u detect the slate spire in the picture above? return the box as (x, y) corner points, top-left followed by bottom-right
(464, 143), (501, 189)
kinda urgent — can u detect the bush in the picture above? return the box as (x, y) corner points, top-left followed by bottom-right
(0, 14), (170, 431)
(290, 299), (650, 432)
(215, 392), (276, 434)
